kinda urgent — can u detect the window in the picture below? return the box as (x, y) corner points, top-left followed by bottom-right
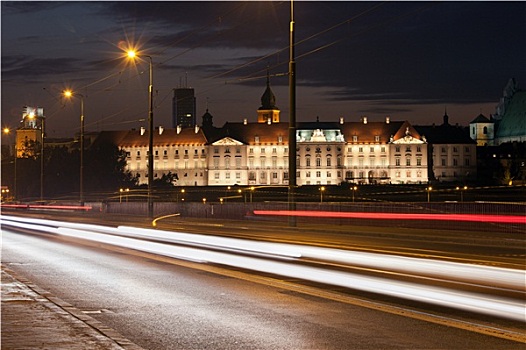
(272, 172), (278, 179)
(255, 136), (260, 143)
(406, 146), (411, 152)
(214, 172), (219, 179)
(441, 159), (446, 166)
(406, 171), (411, 178)
(406, 158), (411, 166)
(249, 148), (254, 154)
(353, 136), (358, 142)
(184, 149), (188, 155)
(441, 147), (446, 153)
(375, 135), (380, 142)
(194, 149), (198, 155)
(395, 146), (401, 153)
(214, 148), (219, 154)
(417, 146), (421, 152)
(483, 126), (488, 135)
(337, 157), (342, 166)
(316, 158), (321, 167)
(272, 148), (277, 154)
(137, 151), (141, 156)
(236, 172), (241, 179)
(306, 158), (311, 167)
(417, 158), (422, 166)
(453, 147), (458, 153)
(236, 148), (241, 154)
(235, 158), (241, 168)
(163, 150), (168, 156)
(306, 171), (311, 178)
(225, 157), (231, 169)
(327, 171), (331, 178)
(453, 159), (458, 166)
(225, 172), (230, 179)
(381, 147), (385, 153)
(465, 147), (470, 153)
(249, 172), (256, 180)
(261, 148), (266, 154)
(327, 158), (331, 167)
(316, 171), (321, 178)
(359, 147), (363, 153)
(370, 147), (374, 153)
(395, 158), (401, 166)
(464, 158), (470, 166)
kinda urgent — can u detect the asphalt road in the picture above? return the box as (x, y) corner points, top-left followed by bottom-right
(2, 223), (525, 349)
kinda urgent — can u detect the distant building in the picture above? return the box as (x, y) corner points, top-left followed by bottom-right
(470, 78), (526, 145)
(172, 88), (196, 129)
(416, 113), (477, 183)
(16, 106), (44, 158)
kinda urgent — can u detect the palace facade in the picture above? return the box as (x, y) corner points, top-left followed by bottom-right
(96, 78), (483, 187)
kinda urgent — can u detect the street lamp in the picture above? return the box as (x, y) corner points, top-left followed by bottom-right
(426, 186), (432, 202)
(64, 90), (85, 206)
(288, 0), (297, 227)
(351, 186), (357, 202)
(127, 50), (154, 218)
(3, 127), (16, 200)
(456, 185), (468, 202)
(319, 186), (325, 203)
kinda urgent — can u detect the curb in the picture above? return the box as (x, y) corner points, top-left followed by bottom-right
(1, 264), (145, 350)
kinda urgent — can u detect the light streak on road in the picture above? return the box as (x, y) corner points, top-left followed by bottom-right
(253, 210), (526, 224)
(1, 215), (525, 322)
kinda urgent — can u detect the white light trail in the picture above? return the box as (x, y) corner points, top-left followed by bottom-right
(1, 215), (524, 322)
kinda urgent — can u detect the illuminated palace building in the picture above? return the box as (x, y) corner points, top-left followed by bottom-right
(103, 79), (476, 187)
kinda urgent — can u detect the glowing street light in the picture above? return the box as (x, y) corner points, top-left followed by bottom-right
(126, 49), (154, 218)
(351, 186), (358, 202)
(64, 90), (85, 206)
(3, 127), (16, 200)
(426, 186), (432, 203)
(319, 186), (325, 203)
(456, 185), (468, 202)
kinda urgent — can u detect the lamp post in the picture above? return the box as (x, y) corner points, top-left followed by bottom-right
(426, 186), (432, 203)
(127, 50), (154, 218)
(351, 186), (357, 202)
(3, 127), (16, 200)
(40, 116), (45, 202)
(64, 90), (84, 206)
(319, 186), (325, 203)
(288, 0), (297, 227)
(456, 185), (467, 202)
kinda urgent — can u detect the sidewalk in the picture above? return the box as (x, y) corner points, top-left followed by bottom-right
(1, 265), (144, 350)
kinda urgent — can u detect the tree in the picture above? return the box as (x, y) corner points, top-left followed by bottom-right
(84, 141), (138, 195)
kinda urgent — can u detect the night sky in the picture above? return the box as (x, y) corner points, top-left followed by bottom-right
(2, 1), (525, 140)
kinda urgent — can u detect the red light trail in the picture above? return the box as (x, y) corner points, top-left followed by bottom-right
(253, 210), (526, 224)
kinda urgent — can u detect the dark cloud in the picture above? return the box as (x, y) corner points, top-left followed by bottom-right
(1, 1), (525, 137)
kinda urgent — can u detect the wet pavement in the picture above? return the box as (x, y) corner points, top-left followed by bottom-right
(1, 265), (144, 350)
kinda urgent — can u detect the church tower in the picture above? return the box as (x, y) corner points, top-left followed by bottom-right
(16, 106), (44, 158)
(257, 71), (280, 124)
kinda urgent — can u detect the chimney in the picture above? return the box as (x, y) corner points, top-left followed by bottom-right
(140, 127), (145, 136)
(363, 116), (368, 124)
(385, 116), (390, 124)
(177, 125), (182, 134)
(195, 125), (200, 133)
(339, 117), (344, 124)
(267, 118), (272, 125)
(159, 126), (164, 135)
(243, 118), (248, 125)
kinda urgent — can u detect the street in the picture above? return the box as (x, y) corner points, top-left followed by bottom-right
(1, 213), (525, 349)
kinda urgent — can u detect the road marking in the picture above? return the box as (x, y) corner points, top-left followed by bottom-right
(87, 240), (526, 344)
